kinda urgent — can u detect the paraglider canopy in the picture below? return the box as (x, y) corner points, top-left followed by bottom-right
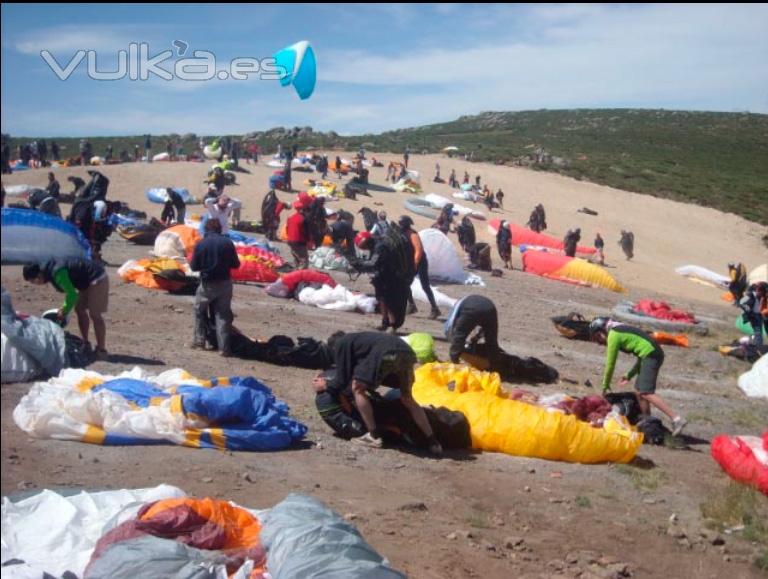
(273, 40), (317, 100)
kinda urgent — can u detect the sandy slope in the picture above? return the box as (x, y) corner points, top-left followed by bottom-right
(2, 154), (767, 578)
(4, 153), (764, 306)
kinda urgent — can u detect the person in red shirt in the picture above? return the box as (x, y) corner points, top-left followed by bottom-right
(286, 200), (309, 269)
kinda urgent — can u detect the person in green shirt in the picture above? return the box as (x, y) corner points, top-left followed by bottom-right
(590, 318), (687, 436)
(23, 259), (110, 359)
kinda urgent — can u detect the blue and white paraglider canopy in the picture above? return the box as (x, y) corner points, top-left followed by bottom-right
(273, 40), (317, 100)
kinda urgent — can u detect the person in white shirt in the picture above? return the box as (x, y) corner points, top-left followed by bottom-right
(204, 194), (242, 234)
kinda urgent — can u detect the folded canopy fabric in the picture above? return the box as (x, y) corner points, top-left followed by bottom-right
(1, 208), (91, 264)
(522, 250), (625, 292)
(13, 367), (307, 451)
(412, 363), (642, 463)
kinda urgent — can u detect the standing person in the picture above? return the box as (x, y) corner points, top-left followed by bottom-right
(403, 147), (410, 168)
(23, 259), (110, 359)
(619, 230), (635, 260)
(319, 155), (329, 179)
(314, 331), (442, 453)
(283, 156), (293, 192)
(400, 216), (441, 320)
(728, 262), (748, 303)
(79, 139), (87, 166)
(444, 295), (499, 363)
(1, 142), (11, 174)
(563, 228), (580, 257)
(370, 211), (391, 238)
(495, 188), (504, 209)
(144, 134), (152, 163)
(449, 169), (457, 188)
(106, 144), (114, 163)
(190, 219), (240, 356)
(51, 141), (60, 162)
(475, 175), (481, 188)
(39, 140), (48, 166)
(457, 215), (476, 253)
(386, 162), (395, 182)
(286, 200), (310, 269)
(204, 194), (241, 234)
(352, 229), (413, 333)
(496, 220), (512, 269)
(434, 162), (441, 181)
(134, 144), (140, 162)
(463, 171), (470, 185)
(46, 172), (61, 199)
(261, 189), (284, 241)
(594, 233), (605, 265)
(590, 318), (687, 436)
(739, 283), (767, 347)
(335, 155), (343, 179)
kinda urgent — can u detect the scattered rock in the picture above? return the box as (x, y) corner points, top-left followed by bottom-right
(241, 472), (255, 483)
(524, 486), (532, 492)
(548, 559), (566, 571)
(446, 532), (458, 541)
(398, 501), (428, 512)
(344, 513), (359, 521)
(457, 530), (474, 540)
(490, 515), (505, 527)
(504, 536), (525, 550)
(201, 477), (213, 483)
(528, 467), (536, 474)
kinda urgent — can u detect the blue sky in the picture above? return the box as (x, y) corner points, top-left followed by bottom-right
(2, 3), (767, 137)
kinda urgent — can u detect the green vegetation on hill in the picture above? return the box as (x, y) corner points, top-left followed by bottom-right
(5, 109), (767, 224)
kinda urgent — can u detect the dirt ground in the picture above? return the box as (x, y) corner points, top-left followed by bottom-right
(2, 156), (767, 578)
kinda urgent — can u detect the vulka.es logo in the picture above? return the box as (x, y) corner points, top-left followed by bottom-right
(40, 42), (284, 82)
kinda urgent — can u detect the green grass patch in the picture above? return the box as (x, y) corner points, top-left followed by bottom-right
(700, 482), (768, 571)
(575, 495), (592, 508)
(614, 463), (667, 491)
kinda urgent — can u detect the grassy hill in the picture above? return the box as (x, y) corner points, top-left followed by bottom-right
(5, 109), (767, 224)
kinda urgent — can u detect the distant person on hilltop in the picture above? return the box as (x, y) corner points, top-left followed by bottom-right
(619, 230), (635, 260)
(449, 169), (458, 188)
(594, 232), (605, 265)
(144, 134), (152, 163)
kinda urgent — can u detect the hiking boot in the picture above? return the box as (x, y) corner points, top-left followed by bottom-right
(407, 303), (418, 315)
(93, 349), (109, 361)
(671, 416), (688, 436)
(429, 307), (441, 320)
(351, 432), (383, 449)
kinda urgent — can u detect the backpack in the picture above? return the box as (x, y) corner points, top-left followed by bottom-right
(551, 312), (592, 341)
(382, 225), (414, 281)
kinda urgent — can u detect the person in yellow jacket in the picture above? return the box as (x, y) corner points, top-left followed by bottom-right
(400, 216), (441, 320)
(728, 262), (748, 303)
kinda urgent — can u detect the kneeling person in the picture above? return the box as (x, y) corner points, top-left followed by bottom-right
(445, 295), (499, 364)
(316, 331), (442, 454)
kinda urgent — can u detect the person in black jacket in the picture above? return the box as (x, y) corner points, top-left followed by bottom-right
(190, 219), (240, 356)
(563, 228), (581, 258)
(330, 212), (356, 258)
(313, 331), (442, 454)
(457, 216), (476, 253)
(444, 295), (499, 363)
(353, 229), (414, 332)
(496, 220), (512, 269)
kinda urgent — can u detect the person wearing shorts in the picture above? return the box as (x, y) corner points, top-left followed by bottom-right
(591, 319), (687, 436)
(314, 332), (442, 454)
(23, 259), (110, 359)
